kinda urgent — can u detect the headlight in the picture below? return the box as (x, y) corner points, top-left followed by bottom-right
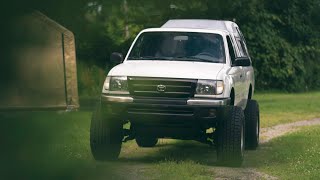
(196, 80), (224, 95)
(102, 76), (129, 94)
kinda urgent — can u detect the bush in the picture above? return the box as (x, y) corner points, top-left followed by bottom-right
(77, 60), (106, 98)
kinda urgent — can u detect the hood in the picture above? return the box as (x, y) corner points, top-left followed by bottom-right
(109, 60), (225, 80)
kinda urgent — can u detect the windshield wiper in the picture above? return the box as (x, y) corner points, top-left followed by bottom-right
(129, 56), (219, 63)
(174, 56), (199, 61)
(194, 58), (218, 63)
(174, 56), (216, 63)
(128, 56), (172, 60)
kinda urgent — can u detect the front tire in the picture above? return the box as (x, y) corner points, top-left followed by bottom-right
(136, 137), (158, 147)
(244, 100), (260, 150)
(90, 102), (123, 161)
(217, 106), (245, 167)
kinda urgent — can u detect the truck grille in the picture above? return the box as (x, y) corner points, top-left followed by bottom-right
(128, 106), (194, 116)
(128, 77), (197, 98)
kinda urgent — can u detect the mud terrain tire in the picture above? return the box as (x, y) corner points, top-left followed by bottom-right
(90, 102), (123, 161)
(217, 106), (245, 167)
(244, 100), (260, 150)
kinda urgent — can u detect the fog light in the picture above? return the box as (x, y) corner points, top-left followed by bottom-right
(206, 127), (214, 133)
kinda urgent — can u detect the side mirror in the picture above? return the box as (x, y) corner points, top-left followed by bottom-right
(110, 52), (124, 65)
(233, 57), (251, 67)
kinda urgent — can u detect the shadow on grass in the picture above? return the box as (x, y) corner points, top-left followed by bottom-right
(118, 140), (218, 166)
(0, 111), (119, 180)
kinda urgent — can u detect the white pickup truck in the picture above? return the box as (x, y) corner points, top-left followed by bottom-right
(90, 20), (260, 166)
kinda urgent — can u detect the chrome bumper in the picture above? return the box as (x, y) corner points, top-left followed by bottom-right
(101, 95), (230, 107)
(101, 95), (133, 103)
(187, 98), (229, 106)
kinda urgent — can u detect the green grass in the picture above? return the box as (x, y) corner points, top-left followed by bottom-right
(120, 139), (218, 179)
(0, 111), (116, 179)
(1, 91), (320, 179)
(147, 160), (213, 180)
(246, 125), (320, 179)
(0, 111), (158, 180)
(255, 91), (320, 127)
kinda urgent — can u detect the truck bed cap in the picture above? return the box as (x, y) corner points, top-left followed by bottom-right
(162, 19), (237, 33)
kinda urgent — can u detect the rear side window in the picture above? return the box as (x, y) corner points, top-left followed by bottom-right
(236, 39), (247, 57)
(236, 27), (249, 57)
(226, 36), (236, 65)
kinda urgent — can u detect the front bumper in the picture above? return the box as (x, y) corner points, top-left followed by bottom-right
(101, 95), (230, 138)
(101, 95), (230, 106)
(101, 94), (230, 124)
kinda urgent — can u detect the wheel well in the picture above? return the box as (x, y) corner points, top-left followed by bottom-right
(230, 88), (235, 105)
(248, 85), (252, 100)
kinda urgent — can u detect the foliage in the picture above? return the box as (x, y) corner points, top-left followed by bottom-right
(77, 60), (106, 98)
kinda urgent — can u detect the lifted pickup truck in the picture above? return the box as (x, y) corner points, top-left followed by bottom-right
(90, 20), (260, 166)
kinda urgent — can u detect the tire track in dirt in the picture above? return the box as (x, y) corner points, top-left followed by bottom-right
(260, 118), (320, 143)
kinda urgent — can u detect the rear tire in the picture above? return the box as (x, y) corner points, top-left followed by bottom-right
(136, 137), (158, 147)
(90, 101), (123, 161)
(217, 106), (244, 167)
(244, 100), (260, 150)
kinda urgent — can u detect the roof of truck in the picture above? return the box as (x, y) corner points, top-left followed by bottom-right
(161, 19), (238, 34)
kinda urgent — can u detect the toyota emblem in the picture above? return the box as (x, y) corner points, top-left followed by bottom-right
(157, 84), (166, 92)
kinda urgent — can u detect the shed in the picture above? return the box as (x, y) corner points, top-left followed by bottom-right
(0, 11), (79, 111)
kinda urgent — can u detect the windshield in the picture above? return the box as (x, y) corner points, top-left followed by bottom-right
(128, 32), (226, 63)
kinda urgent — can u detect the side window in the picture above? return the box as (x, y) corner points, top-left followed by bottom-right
(236, 27), (245, 42)
(226, 36), (236, 65)
(236, 38), (247, 57)
(240, 40), (248, 57)
(236, 27), (249, 57)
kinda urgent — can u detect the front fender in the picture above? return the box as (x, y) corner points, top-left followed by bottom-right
(223, 75), (234, 98)
(216, 67), (234, 98)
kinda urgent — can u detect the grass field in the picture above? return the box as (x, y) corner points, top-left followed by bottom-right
(255, 91), (320, 127)
(246, 125), (320, 179)
(0, 112), (95, 179)
(1, 92), (320, 179)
